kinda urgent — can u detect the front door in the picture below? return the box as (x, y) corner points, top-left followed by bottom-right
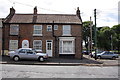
(46, 40), (52, 57)
(22, 40), (29, 48)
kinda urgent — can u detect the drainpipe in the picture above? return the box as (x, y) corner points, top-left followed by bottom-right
(52, 21), (55, 57)
(52, 21), (58, 57)
(2, 21), (5, 56)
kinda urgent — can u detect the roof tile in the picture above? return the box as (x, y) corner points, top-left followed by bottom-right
(7, 14), (82, 24)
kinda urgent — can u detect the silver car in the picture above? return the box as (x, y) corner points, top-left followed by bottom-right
(9, 48), (48, 61)
(96, 51), (119, 59)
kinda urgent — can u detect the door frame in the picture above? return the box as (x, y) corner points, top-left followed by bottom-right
(46, 40), (53, 57)
(22, 40), (29, 48)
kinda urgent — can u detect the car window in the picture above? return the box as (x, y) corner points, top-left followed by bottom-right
(32, 49), (37, 53)
(19, 49), (26, 53)
(26, 49), (34, 54)
(109, 52), (113, 54)
(103, 52), (109, 55)
(106, 52), (109, 54)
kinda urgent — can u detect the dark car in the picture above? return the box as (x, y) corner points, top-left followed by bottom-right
(82, 51), (90, 55)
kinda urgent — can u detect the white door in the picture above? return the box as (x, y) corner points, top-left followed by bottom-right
(46, 40), (52, 57)
(22, 40), (29, 48)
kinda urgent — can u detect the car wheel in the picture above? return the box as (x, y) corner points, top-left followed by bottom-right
(97, 56), (101, 59)
(91, 55), (93, 58)
(112, 56), (116, 60)
(13, 56), (20, 61)
(38, 57), (44, 62)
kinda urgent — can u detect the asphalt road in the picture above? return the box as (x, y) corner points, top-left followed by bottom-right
(1, 64), (118, 78)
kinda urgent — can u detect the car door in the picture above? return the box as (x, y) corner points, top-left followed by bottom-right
(18, 49), (27, 59)
(108, 52), (114, 58)
(26, 49), (37, 59)
(102, 52), (108, 58)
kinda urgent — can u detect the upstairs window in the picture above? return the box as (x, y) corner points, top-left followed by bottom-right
(54, 25), (58, 30)
(10, 24), (19, 35)
(63, 25), (71, 36)
(33, 25), (42, 36)
(33, 40), (42, 50)
(47, 25), (52, 31)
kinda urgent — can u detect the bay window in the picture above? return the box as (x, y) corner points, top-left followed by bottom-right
(59, 37), (75, 54)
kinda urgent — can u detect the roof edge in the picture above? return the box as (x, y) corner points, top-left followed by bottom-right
(3, 22), (82, 25)
(14, 13), (77, 16)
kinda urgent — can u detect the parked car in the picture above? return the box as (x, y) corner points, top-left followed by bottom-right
(8, 48), (48, 62)
(82, 51), (90, 55)
(95, 51), (119, 59)
(90, 51), (103, 58)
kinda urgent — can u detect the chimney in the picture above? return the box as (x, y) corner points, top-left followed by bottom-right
(10, 7), (15, 15)
(34, 6), (37, 15)
(76, 7), (80, 19)
(33, 6), (37, 23)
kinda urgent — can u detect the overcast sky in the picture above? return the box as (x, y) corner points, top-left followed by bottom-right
(0, 0), (119, 27)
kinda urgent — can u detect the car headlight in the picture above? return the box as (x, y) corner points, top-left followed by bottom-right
(43, 55), (48, 58)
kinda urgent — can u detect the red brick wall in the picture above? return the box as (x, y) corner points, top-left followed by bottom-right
(3, 23), (82, 58)
(3, 24), (10, 50)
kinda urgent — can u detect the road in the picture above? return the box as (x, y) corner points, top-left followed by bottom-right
(1, 64), (118, 78)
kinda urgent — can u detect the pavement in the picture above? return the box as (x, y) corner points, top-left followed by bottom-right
(0, 55), (119, 66)
(84, 55), (120, 66)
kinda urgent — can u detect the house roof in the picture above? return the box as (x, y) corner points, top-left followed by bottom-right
(4, 14), (82, 24)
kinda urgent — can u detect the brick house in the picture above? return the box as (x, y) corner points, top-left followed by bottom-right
(3, 7), (83, 59)
(0, 18), (4, 55)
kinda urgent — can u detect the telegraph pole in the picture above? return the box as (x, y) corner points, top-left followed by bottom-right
(111, 35), (113, 51)
(94, 9), (97, 60)
(90, 17), (93, 56)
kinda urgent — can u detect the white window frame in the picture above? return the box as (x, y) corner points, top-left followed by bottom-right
(33, 40), (42, 50)
(47, 25), (52, 31)
(10, 24), (19, 35)
(9, 40), (18, 51)
(33, 25), (42, 36)
(59, 37), (75, 54)
(54, 25), (58, 30)
(63, 25), (71, 36)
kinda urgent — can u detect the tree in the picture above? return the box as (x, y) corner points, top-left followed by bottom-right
(111, 24), (120, 52)
(82, 21), (93, 52)
(83, 22), (120, 52)
(97, 27), (112, 51)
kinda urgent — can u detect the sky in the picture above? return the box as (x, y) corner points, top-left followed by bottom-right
(0, 0), (119, 27)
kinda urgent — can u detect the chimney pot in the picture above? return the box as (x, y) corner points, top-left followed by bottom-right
(76, 7), (80, 18)
(10, 7), (15, 15)
(34, 6), (37, 15)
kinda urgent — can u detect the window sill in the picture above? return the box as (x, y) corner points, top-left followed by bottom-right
(9, 34), (19, 36)
(59, 53), (75, 54)
(62, 34), (72, 36)
(33, 34), (43, 36)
